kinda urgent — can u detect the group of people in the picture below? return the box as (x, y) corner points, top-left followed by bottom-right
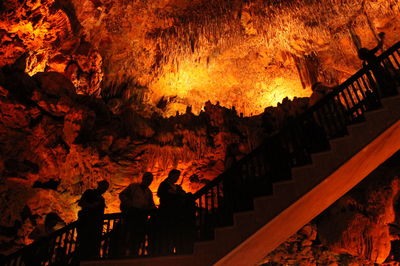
(76, 169), (195, 259)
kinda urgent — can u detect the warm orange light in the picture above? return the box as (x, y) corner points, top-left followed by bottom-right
(150, 58), (311, 116)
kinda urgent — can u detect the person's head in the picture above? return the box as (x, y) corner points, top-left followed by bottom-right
(97, 180), (109, 194)
(357, 48), (370, 60)
(311, 82), (322, 92)
(167, 169), (181, 183)
(141, 172), (153, 187)
(45, 212), (63, 229)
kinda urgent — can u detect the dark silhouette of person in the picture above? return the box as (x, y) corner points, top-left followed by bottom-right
(77, 180), (109, 260)
(25, 212), (65, 265)
(358, 32), (397, 97)
(224, 143), (244, 170)
(261, 107), (276, 135)
(156, 169), (195, 255)
(29, 212), (65, 241)
(222, 143), (246, 211)
(308, 82), (334, 107)
(119, 172), (156, 256)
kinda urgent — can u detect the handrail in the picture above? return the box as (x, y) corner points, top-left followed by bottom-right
(192, 41), (399, 241)
(193, 41), (400, 200)
(2, 221), (78, 266)
(2, 41), (399, 265)
(1, 215), (122, 266)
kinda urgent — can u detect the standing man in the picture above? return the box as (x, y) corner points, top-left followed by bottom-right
(77, 180), (109, 259)
(119, 172), (156, 256)
(358, 32), (397, 96)
(157, 169), (194, 255)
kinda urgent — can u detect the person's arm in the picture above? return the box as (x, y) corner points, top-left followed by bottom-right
(148, 191), (157, 209)
(370, 32), (385, 54)
(165, 183), (180, 195)
(119, 185), (132, 209)
(119, 187), (128, 202)
(316, 85), (335, 95)
(175, 184), (186, 195)
(158, 182), (180, 202)
(29, 226), (46, 241)
(79, 190), (103, 209)
(78, 191), (92, 208)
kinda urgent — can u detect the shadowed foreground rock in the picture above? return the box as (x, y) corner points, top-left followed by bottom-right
(261, 153), (400, 265)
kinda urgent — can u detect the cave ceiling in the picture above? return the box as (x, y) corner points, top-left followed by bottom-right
(1, 0), (400, 116)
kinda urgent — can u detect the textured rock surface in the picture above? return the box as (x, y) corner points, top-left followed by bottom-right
(1, 0), (400, 115)
(316, 156), (400, 264)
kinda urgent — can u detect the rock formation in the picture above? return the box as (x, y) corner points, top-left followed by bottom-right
(1, 0), (400, 115)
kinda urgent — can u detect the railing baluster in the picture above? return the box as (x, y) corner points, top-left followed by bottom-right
(323, 103), (336, 138)
(350, 83), (364, 112)
(361, 74), (381, 109)
(386, 57), (395, 69)
(344, 86), (357, 117)
(215, 183), (220, 225)
(65, 228), (70, 257)
(68, 227), (76, 255)
(211, 186), (215, 226)
(247, 158), (254, 194)
(329, 98), (342, 136)
(102, 219), (111, 258)
(360, 74), (371, 92)
(355, 78), (367, 100)
(205, 190), (209, 213)
(390, 53), (400, 68)
(338, 90), (351, 112)
(333, 95), (347, 130)
(202, 194), (206, 238)
(366, 69), (380, 95)
(314, 107), (328, 138)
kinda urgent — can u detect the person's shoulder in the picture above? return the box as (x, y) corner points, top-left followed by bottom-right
(125, 182), (139, 188)
(128, 183), (141, 190)
(29, 224), (46, 240)
(81, 189), (96, 198)
(159, 180), (170, 188)
(122, 183), (140, 192)
(157, 180), (169, 193)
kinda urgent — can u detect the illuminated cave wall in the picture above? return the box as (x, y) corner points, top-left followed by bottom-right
(0, 66), (270, 251)
(0, 0), (400, 261)
(1, 0), (400, 115)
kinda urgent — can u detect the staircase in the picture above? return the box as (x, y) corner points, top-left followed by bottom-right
(3, 42), (400, 266)
(85, 101), (400, 266)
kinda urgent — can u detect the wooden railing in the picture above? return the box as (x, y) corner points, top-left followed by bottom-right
(2, 41), (399, 265)
(1, 214), (123, 266)
(2, 221), (78, 266)
(193, 41), (400, 240)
